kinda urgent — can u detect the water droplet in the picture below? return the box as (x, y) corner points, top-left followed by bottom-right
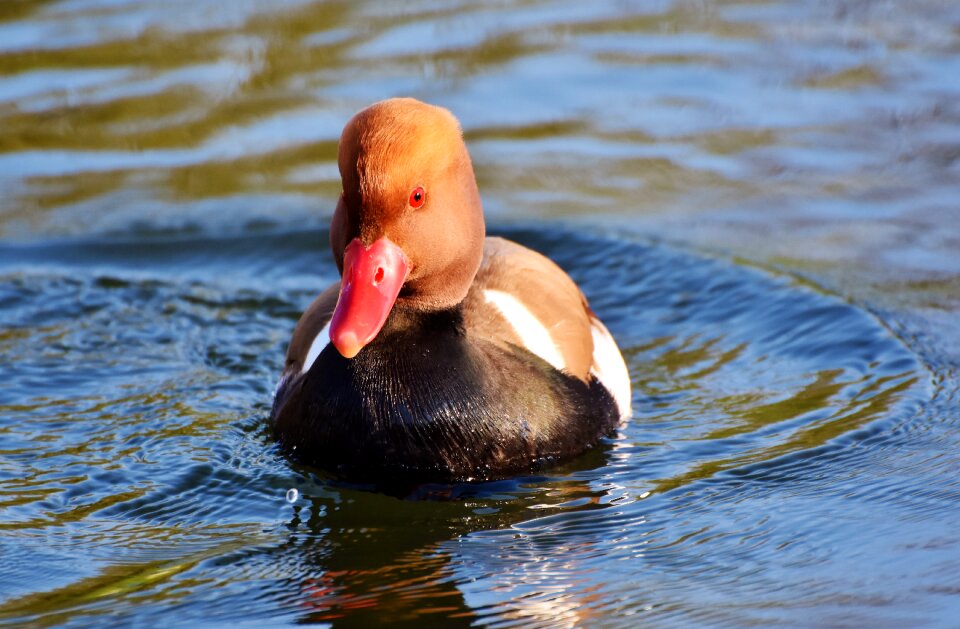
(285, 488), (299, 503)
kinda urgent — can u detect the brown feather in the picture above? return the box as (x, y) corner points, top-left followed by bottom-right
(283, 283), (339, 376)
(464, 237), (594, 381)
(334, 98), (485, 312)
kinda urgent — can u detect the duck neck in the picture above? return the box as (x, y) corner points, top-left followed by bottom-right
(379, 301), (466, 341)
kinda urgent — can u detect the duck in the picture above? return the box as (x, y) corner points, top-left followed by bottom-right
(271, 97), (631, 483)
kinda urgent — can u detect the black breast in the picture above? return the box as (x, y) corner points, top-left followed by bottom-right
(271, 307), (618, 483)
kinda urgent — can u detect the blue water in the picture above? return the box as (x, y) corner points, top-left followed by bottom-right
(2, 0), (960, 626)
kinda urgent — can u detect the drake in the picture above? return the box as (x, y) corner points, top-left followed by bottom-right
(271, 98), (631, 483)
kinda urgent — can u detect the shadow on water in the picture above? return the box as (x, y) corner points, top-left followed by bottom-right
(0, 222), (936, 625)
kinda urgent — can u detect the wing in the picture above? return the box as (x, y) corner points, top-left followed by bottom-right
(273, 283), (339, 414)
(463, 236), (595, 381)
(464, 236), (631, 418)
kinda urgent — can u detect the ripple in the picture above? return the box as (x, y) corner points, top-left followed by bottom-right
(0, 222), (948, 627)
(1, 0), (959, 623)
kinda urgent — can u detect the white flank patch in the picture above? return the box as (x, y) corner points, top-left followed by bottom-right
(301, 319), (332, 375)
(483, 289), (565, 371)
(589, 318), (632, 421)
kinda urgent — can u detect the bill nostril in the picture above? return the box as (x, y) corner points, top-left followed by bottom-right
(373, 267), (385, 285)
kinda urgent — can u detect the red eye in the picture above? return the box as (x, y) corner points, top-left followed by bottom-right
(409, 186), (425, 208)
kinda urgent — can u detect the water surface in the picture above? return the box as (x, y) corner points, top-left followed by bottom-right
(2, 0), (959, 626)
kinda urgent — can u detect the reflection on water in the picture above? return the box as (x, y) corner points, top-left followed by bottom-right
(3, 0), (958, 251)
(1, 0), (960, 626)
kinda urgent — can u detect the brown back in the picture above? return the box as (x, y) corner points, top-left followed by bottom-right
(463, 237), (594, 381)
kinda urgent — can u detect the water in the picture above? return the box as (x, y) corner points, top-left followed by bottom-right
(2, 0), (959, 626)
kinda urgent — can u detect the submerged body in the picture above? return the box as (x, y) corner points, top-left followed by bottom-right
(271, 99), (630, 482)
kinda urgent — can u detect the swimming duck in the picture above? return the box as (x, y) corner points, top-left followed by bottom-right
(271, 98), (631, 483)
